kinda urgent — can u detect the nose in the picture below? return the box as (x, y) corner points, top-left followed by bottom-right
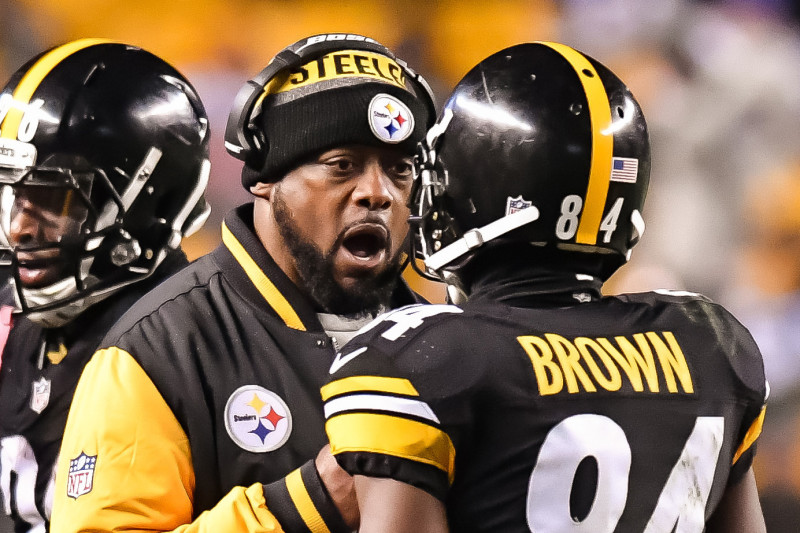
(353, 161), (393, 211)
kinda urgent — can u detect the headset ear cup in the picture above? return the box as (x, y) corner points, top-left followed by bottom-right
(225, 79), (263, 162)
(245, 120), (268, 169)
(415, 77), (437, 129)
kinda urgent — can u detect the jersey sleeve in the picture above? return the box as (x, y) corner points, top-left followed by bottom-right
(323, 305), (468, 502)
(321, 305), (475, 501)
(730, 404), (766, 478)
(322, 359), (455, 500)
(716, 305), (769, 485)
(50, 347), (323, 533)
(323, 367), (455, 501)
(726, 392), (767, 485)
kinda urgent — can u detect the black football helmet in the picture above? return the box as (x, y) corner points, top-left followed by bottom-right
(0, 39), (210, 326)
(411, 41), (650, 287)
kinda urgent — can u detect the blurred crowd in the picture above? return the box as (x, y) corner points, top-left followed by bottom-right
(3, 0), (800, 529)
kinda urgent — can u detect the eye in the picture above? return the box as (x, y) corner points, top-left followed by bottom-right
(324, 156), (356, 175)
(388, 158), (414, 180)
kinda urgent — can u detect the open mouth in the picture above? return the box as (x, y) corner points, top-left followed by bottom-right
(341, 224), (389, 266)
(14, 249), (65, 287)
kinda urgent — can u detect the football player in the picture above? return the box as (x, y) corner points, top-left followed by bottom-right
(51, 33), (436, 532)
(0, 39), (211, 533)
(323, 42), (768, 532)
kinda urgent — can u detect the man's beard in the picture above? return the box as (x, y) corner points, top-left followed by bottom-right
(273, 193), (403, 317)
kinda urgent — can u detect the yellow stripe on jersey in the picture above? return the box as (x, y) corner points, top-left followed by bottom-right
(320, 375), (419, 402)
(264, 50), (407, 95)
(1, 38), (113, 140)
(539, 41), (614, 246)
(732, 406), (766, 465)
(326, 412), (455, 483)
(285, 468), (332, 533)
(222, 222), (306, 330)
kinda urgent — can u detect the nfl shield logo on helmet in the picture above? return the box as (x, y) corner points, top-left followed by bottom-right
(67, 452), (97, 499)
(506, 196), (533, 215)
(30, 377), (51, 414)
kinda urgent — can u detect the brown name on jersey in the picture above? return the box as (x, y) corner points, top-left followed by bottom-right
(517, 331), (694, 396)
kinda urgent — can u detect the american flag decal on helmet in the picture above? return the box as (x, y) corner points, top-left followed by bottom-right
(610, 157), (638, 183)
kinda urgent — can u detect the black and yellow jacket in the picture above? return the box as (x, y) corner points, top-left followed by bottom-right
(52, 204), (422, 532)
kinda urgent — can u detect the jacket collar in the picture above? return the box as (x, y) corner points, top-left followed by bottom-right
(214, 204), (422, 332)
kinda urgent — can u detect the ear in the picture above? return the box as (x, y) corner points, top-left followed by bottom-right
(250, 181), (276, 200)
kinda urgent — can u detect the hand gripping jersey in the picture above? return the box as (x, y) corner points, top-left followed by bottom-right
(324, 290), (767, 532)
(51, 205), (422, 533)
(0, 252), (188, 533)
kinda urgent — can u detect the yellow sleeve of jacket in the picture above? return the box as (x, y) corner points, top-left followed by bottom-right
(50, 347), (288, 533)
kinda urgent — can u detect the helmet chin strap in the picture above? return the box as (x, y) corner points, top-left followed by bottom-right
(443, 272), (469, 306)
(168, 158), (211, 249)
(18, 275), (101, 328)
(424, 206), (540, 272)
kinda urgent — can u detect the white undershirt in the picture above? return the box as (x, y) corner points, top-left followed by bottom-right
(317, 309), (384, 351)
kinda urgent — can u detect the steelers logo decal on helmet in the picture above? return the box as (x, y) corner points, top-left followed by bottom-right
(368, 93), (414, 143)
(224, 385), (292, 453)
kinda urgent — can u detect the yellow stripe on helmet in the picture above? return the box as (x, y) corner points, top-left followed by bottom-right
(539, 41), (614, 246)
(1, 38), (114, 140)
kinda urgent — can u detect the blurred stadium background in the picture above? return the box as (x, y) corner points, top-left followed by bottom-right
(4, 0), (800, 530)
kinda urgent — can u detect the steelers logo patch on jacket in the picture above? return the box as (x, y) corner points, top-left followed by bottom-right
(224, 385), (292, 453)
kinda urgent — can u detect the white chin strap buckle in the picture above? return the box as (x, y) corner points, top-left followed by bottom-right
(425, 205), (540, 272)
(463, 229), (484, 249)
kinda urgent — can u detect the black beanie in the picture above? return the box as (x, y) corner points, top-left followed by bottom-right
(240, 51), (432, 189)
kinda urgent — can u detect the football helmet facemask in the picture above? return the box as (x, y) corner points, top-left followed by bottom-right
(410, 41), (650, 285)
(0, 39), (210, 326)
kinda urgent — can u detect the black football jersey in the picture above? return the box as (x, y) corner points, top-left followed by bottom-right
(324, 290), (767, 532)
(0, 253), (187, 533)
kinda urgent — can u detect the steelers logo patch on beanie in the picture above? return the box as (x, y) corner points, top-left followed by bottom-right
(368, 93), (415, 143)
(241, 49), (432, 188)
